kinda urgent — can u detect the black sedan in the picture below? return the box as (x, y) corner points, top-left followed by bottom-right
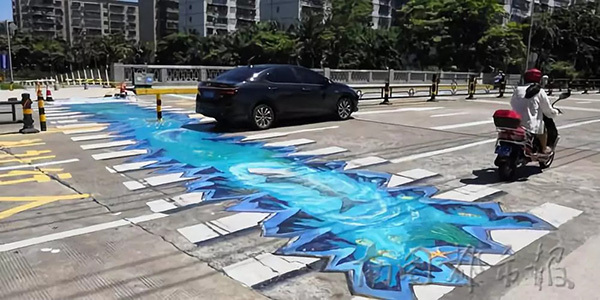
(195, 64), (360, 129)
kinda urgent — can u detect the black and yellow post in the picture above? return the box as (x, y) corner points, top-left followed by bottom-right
(19, 93), (39, 134)
(583, 79), (589, 94)
(466, 75), (477, 99)
(379, 81), (391, 105)
(9, 81), (14, 91)
(156, 94), (163, 120)
(428, 73), (440, 102)
(37, 94), (47, 131)
(547, 79), (554, 95)
(380, 81), (391, 105)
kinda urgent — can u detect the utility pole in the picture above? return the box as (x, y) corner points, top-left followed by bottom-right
(5, 20), (14, 82)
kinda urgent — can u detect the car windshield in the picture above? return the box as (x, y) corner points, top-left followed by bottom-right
(213, 67), (268, 83)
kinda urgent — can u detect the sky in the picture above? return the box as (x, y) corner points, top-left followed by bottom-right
(1, 0), (12, 22)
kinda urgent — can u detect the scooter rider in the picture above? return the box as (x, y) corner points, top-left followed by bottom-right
(509, 69), (560, 155)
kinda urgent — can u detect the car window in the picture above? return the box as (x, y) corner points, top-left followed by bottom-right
(294, 67), (327, 85)
(214, 66), (268, 83)
(265, 67), (299, 83)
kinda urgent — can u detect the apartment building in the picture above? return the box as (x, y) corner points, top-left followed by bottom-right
(139, 0), (179, 45)
(179, 0), (260, 36)
(260, 0), (396, 29)
(12, 0), (139, 43)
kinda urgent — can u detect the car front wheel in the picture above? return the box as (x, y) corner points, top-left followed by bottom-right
(252, 104), (275, 130)
(336, 97), (353, 120)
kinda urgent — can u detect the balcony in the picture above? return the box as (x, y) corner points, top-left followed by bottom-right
(301, 0), (324, 8)
(236, 11), (256, 21)
(236, 0), (256, 10)
(208, 0), (227, 6)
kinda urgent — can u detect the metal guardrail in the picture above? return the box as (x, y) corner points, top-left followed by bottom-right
(112, 63), (492, 86)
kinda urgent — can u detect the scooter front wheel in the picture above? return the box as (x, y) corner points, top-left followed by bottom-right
(498, 163), (516, 181)
(539, 151), (556, 169)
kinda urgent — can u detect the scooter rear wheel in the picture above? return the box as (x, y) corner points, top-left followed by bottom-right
(498, 163), (516, 181)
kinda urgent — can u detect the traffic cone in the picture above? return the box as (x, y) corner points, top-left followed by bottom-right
(46, 86), (54, 102)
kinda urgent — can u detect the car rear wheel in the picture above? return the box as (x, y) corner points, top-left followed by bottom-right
(252, 104), (275, 130)
(336, 97), (353, 120)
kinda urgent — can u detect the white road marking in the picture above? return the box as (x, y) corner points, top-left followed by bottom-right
(430, 112), (468, 118)
(390, 117), (600, 163)
(479, 202), (582, 266)
(432, 184), (501, 202)
(264, 138), (315, 148)
(57, 123), (107, 129)
(0, 213), (167, 252)
(241, 126), (339, 142)
(223, 253), (318, 288)
(71, 134), (116, 142)
(123, 181), (147, 190)
(354, 107), (443, 116)
(557, 118), (600, 129)
(188, 113), (205, 119)
(171, 192), (205, 207)
(80, 140), (137, 150)
(143, 172), (197, 187)
(387, 168), (438, 187)
(344, 156), (388, 170)
(51, 119), (79, 124)
(44, 111), (82, 117)
(63, 127), (108, 135)
(46, 114), (92, 120)
(289, 146), (348, 157)
(577, 101), (592, 104)
(474, 99), (600, 112)
(0, 158), (80, 171)
(398, 168), (438, 180)
(177, 212), (270, 244)
(390, 139), (496, 164)
(112, 161), (158, 172)
(431, 120), (494, 130)
(146, 199), (177, 213)
(92, 149), (148, 160)
(123, 172), (199, 190)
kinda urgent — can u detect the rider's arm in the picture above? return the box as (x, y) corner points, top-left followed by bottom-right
(539, 89), (560, 118)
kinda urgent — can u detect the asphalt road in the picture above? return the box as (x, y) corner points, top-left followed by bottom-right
(0, 91), (599, 300)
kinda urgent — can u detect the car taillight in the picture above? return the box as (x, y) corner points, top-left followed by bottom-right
(221, 89), (237, 95)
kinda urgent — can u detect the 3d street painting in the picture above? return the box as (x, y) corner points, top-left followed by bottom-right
(67, 101), (555, 299)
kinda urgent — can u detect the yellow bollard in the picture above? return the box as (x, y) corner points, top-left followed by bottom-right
(37, 96), (47, 131)
(156, 94), (162, 120)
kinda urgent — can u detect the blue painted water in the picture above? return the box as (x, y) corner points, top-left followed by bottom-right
(71, 101), (554, 299)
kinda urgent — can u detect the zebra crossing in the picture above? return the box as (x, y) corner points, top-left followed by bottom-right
(48, 99), (585, 300)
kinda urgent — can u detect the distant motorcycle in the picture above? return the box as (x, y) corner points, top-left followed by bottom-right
(492, 91), (570, 181)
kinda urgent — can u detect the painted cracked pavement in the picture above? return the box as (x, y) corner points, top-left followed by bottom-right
(66, 100), (555, 299)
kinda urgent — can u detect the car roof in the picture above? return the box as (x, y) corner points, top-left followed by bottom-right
(243, 64), (307, 69)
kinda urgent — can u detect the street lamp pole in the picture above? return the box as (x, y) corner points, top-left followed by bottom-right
(5, 20), (14, 82)
(525, 0), (535, 70)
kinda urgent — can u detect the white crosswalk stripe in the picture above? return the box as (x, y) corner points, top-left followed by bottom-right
(80, 140), (137, 150)
(92, 149), (147, 160)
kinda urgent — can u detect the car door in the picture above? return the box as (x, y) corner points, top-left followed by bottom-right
(293, 67), (330, 115)
(263, 67), (304, 117)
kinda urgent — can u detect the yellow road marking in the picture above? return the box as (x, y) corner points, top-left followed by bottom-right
(0, 193), (91, 220)
(0, 150), (52, 159)
(0, 169), (71, 185)
(0, 155), (56, 165)
(0, 139), (45, 149)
